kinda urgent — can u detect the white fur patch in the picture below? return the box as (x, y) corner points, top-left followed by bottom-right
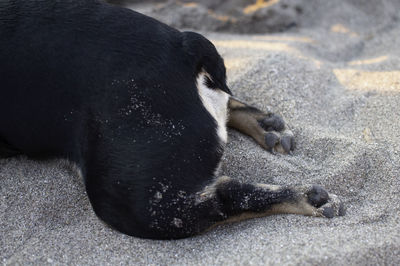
(197, 73), (229, 143)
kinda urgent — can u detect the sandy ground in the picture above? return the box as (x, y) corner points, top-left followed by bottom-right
(1, 0), (400, 265)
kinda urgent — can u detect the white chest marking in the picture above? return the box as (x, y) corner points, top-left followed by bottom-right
(197, 73), (229, 143)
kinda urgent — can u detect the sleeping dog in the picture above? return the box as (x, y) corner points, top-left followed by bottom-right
(0, 0), (345, 239)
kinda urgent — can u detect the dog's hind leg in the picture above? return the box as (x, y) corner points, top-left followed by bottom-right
(85, 166), (344, 239)
(199, 176), (345, 231)
(228, 97), (295, 153)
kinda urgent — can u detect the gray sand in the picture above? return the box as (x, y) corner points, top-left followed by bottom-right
(1, 0), (400, 265)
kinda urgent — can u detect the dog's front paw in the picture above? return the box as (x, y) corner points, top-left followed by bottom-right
(258, 114), (295, 154)
(304, 185), (346, 218)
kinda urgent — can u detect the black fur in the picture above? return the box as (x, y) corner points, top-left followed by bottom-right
(0, 0), (343, 239)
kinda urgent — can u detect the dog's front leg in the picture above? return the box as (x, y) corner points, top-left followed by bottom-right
(227, 97), (295, 153)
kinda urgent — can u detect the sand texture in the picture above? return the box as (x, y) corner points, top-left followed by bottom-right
(1, 0), (400, 265)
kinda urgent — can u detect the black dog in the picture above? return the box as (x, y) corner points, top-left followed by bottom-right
(0, 0), (344, 239)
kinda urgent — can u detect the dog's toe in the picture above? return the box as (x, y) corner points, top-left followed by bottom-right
(306, 185), (329, 208)
(259, 114), (285, 132)
(321, 206), (335, 218)
(265, 132), (280, 150)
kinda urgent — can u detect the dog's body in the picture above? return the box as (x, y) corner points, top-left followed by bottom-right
(0, 0), (344, 239)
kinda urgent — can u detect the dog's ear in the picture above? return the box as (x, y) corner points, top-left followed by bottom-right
(182, 31), (232, 95)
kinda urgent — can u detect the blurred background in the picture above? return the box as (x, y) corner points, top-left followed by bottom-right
(105, 0), (400, 34)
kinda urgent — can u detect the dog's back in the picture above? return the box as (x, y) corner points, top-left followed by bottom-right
(0, 0), (223, 162)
